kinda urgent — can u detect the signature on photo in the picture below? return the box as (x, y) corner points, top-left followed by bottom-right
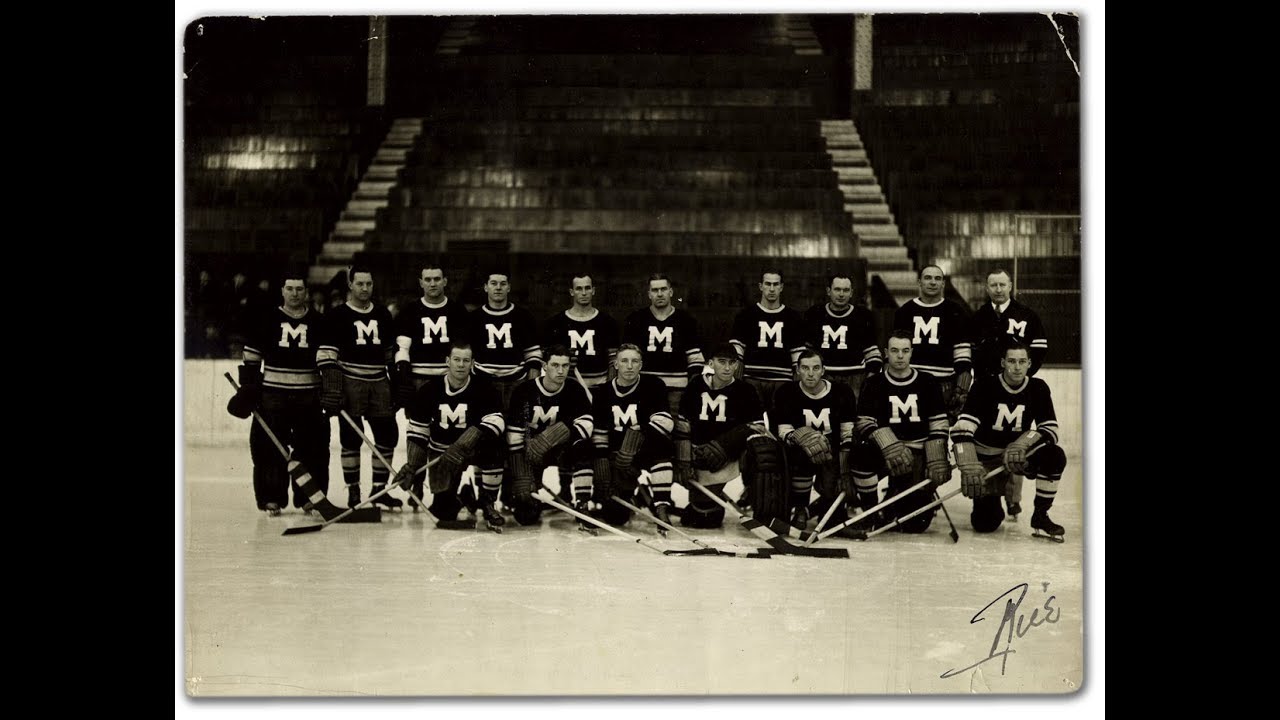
(940, 582), (1061, 679)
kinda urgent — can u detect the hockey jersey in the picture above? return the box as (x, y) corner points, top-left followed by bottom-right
(505, 377), (594, 452)
(855, 369), (948, 446)
(730, 303), (808, 382)
(394, 297), (469, 377)
(316, 302), (394, 381)
(971, 298), (1049, 377)
(622, 307), (705, 389)
(951, 375), (1059, 455)
(405, 374), (505, 454)
(543, 309), (619, 385)
(804, 303), (882, 375)
(892, 298), (972, 378)
(243, 306), (321, 391)
(464, 303), (542, 379)
(591, 374), (675, 452)
(772, 380), (856, 450)
(678, 375), (765, 445)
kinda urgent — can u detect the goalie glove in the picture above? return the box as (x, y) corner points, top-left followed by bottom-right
(527, 422), (572, 467)
(870, 427), (913, 477)
(319, 367), (343, 414)
(692, 440), (730, 472)
(789, 426), (832, 465)
(615, 426), (645, 475)
(924, 437), (951, 487)
(954, 442), (986, 499)
(226, 364), (262, 419)
(1003, 431), (1041, 476)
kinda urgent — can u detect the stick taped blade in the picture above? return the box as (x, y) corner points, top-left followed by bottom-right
(282, 523), (326, 536)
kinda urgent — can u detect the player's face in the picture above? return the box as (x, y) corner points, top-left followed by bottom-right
(349, 272), (374, 304)
(710, 356), (738, 384)
(987, 272), (1012, 304)
(571, 277), (594, 307)
(543, 355), (571, 390)
(486, 275), (510, 304)
(1001, 350), (1031, 385)
(827, 277), (853, 309)
(420, 269), (446, 301)
(615, 349), (642, 384)
(919, 267), (944, 300)
(446, 348), (473, 382)
(886, 338), (913, 373)
(281, 280), (308, 310)
(649, 280), (672, 309)
(797, 356), (824, 390)
(759, 273), (783, 304)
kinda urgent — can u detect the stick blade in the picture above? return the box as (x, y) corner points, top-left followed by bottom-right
(282, 523), (326, 536)
(337, 508), (383, 524)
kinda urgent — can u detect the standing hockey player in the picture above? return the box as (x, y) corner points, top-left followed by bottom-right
(772, 349), (857, 529)
(505, 345), (596, 527)
(590, 344), (677, 526)
(622, 273), (705, 416)
(730, 270), (809, 411)
(317, 264), (403, 510)
(394, 341), (507, 529)
(950, 339), (1066, 541)
(226, 269), (329, 515)
(465, 271), (543, 411)
(392, 262), (469, 407)
(805, 274), (882, 397)
(893, 264), (973, 418)
(543, 273), (619, 389)
(676, 343), (785, 528)
(850, 330), (951, 533)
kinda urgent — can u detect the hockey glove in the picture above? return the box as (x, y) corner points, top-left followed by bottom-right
(955, 442), (986, 499)
(226, 364), (262, 419)
(924, 437), (951, 487)
(320, 367), (343, 414)
(790, 426), (833, 465)
(692, 440), (731, 472)
(1004, 431), (1041, 476)
(871, 427), (913, 477)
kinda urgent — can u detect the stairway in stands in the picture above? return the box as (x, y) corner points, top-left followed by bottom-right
(308, 118), (425, 287)
(819, 119), (916, 306)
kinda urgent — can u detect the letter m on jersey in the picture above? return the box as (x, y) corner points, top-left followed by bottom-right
(699, 393), (728, 421)
(438, 403), (468, 429)
(912, 316), (940, 345)
(355, 320), (381, 345)
(531, 406), (560, 428)
(994, 403), (1025, 432)
(420, 316), (449, 344)
(569, 329), (597, 355)
(1006, 319), (1028, 338)
(821, 325), (847, 350)
(611, 404), (639, 431)
(486, 322), (513, 349)
(647, 326), (673, 352)
(278, 323), (309, 348)
(802, 408), (832, 434)
(757, 321), (784, 348)
(888, 394), (920, 423)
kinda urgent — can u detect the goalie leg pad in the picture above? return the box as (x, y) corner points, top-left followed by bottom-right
(508, 452), (535, 503)
(741, 433), (788, 525)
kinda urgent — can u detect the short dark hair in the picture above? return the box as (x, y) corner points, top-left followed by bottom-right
(648, 272), (671, 287)
(420, 262), (446, 278)
(760, 269), (783, 283)
(543, 344), (572, 362)
(281, 266), (308, 284)
(918, 264), (944, 279)
(827, 274), (853, 288)
(887, 329), (914, 345)
(1001, 335), (1030, 358)
(570, 273), (593, 286)
(987, 268), (1012, 283)
(447, 340), (473, 356)
(797, 348), (823, 365)
(348, 263), (374, 281)
(707, 342), (740, 361)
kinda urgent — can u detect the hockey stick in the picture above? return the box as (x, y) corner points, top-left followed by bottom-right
(611, 494), (772, 558)
(688, 480), (849, 558)
(338, 410), (437, 519)
(777, 478), (933, 543)
(936, 491), (960, 543)
(533, 488), (671, 555)
(282, 454), (442, 536)
(224, 372), (380, 524)
(804, 490), (845, 546)
(860, 446), (1042, 541)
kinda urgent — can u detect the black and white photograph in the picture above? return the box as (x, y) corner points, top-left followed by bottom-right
(177, 0), (1100, 705)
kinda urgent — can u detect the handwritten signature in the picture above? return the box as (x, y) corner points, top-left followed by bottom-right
(940, 582), (1061, 679)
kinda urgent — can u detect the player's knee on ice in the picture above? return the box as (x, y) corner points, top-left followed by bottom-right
(970, 495), (1005, 532)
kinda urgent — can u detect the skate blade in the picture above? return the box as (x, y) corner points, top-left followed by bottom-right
(1032, 531), (1065, 543)
(486, 522), (504, 534)
(577, 524), (599, 536)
